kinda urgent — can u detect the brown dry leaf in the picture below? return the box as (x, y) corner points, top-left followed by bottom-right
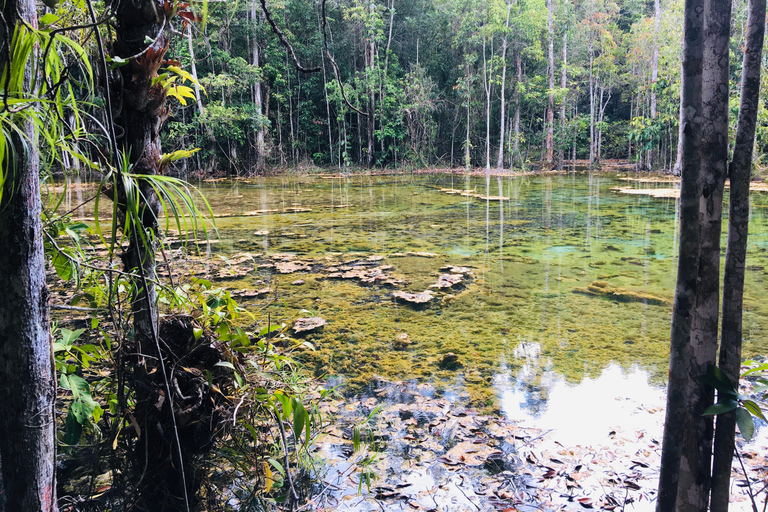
(443, 440), (502, 466)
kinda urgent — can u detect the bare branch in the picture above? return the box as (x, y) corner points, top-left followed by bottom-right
(258, 0), (320, 73)
(321, 0), (367, 116)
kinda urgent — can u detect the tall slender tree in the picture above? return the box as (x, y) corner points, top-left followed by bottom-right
(710, 0), (766, 507)
(0, 0), (57, 509)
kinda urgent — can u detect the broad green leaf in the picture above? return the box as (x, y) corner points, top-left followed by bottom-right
(736, 407), (755, 441)
(61, 328), (84, 345)
(742, 400), (767, 423)
(39, 13), (59, 25)
(703, 400), (738, 416)
(63, 409), (82, 448)
(268, 458), (285, 476)
(53, 252), (74, 281)
(292, 400), (306, 442)
(698, 366), (737, 397)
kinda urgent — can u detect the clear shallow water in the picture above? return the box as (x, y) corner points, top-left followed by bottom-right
(60, 172), (768, 411)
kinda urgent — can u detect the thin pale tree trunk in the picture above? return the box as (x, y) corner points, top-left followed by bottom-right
(545, 0), (555, 168)
(589, 46), (595, 168)
(558, 32), (567, 169)
(496, 3), (512, 170)
(483, 36), (492, 172)
(251, 3), (266, 171)
(710, 0), (765, 507)
(512, 50), (522, 166)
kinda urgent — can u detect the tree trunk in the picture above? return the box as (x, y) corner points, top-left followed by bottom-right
(655, 0), (705, 507)
(512, 50), (522, 166)
(676, 0), (732, 507)
(589, 45), (595, 168)
(545, 0), (555, 168)
(251, 3), (266, 172)
(496, 3), (512, 171)
(710, 0), (765, 507)
(0, 2), (57, 510)
(651, 0), (660, 120)
(366, 0), (375, 168)
(558, 32), (567, 170)
(483, 36), (492, 172)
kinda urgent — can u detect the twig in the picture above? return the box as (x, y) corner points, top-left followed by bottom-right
(736, 445), (759, 512)
(273, 409), (300, 503)
(232, 393), (247, 426)
(524, 428), (554, 445)
(455, 477), (480, 510)
(51, 304), (100, 312)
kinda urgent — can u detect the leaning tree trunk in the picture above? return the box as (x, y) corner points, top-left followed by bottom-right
(710, 0), (766, 508)
(676, 0), (732, 507)
(654, 0), (705, 507)
(0, 1), (57, 510)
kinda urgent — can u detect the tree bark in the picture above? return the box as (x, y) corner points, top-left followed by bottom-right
(676, 0), (731, 507)
(655, 0), (705, 507)
(558, 32), (567, 170)
(512, 50), (522, 166)
(496, 3), (512, 170)
(588, 44), (595, 168)
(0, 2), (57, 510)
(710, 0), (765, 507)
(545, 0), (555, 168)
(483, 35), (492, 172)
(251, 2), (266, 172)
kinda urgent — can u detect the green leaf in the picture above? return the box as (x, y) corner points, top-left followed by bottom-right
(62, 409), (82, 448)
(39, 13), (59, 25)
(736, 407), (755, 441)
(53, 252), (74, 281)
(353, 425), (362, 451)
(214, 361), (235, 370)
(742, 400), (767, 423)
(703, 400), (738, 416)
(92, 405), (104, 424)
(292, 400), (306, 443)
(274, 391), (292, 419)
(698, 366), (737, 397)
(70, 399), (91, 424)
(268, 458), (285, 476)
(743, 363), (768, 376)
(61, 328), (84, 345)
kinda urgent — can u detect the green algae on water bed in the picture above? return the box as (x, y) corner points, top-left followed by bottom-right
(55, 173), (768, 408)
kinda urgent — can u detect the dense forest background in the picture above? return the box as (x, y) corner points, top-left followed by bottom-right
(129, 0), (763, 174)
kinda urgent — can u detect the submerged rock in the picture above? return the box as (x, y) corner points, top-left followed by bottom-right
(393, 333), (411, 350)
(439, 352), (463, 369)
(392, 289), (435, 306)
(573, 280), (670, 306)
(293, 316), (327, 334)
(430, 273), (464, 289)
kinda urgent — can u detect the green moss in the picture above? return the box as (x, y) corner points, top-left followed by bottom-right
(190, 173), (768, 407)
